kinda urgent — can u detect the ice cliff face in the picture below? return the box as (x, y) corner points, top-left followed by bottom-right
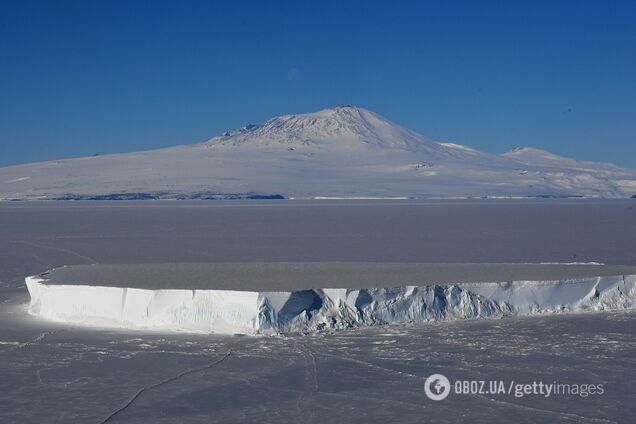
(2, 105), (636, 199)
(26, 274), (636, 335)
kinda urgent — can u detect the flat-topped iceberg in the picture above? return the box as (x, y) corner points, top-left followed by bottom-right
(25, 274), (636, 334)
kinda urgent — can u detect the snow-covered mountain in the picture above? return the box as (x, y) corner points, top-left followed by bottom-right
(1, 105), (635, 200)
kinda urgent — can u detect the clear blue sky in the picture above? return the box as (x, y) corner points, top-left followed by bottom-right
(1, 0), (635, 167)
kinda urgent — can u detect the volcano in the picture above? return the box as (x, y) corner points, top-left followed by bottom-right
(1, 105), (635, 200)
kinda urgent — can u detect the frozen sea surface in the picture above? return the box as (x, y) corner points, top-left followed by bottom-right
(1, 200), (636, 422)
(2, 199), (636, 291)
(1, 300), (634, 423)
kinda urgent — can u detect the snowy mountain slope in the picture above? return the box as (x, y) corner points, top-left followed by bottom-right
(1, 105), (635, 199)
(503, 146), (626, 172)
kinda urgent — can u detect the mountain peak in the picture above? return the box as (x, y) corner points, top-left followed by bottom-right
(502, 146), (626, 172)
(503, 146), (573, 162)
(207, 105), (440, 152)
(506, 146), (550, 154)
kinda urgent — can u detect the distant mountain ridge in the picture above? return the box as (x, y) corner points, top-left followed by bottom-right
(1, 105), (635, 200)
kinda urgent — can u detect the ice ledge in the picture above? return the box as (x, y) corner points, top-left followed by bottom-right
(25, 275), (636, 335)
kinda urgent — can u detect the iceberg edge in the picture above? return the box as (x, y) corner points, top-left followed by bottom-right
(25, 274), (636, 335)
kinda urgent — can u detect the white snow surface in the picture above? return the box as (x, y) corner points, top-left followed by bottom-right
(26, 274), (636, 334)
(2, 105), (636, 199)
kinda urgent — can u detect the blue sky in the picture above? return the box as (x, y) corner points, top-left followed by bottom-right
(1, 0), (635, 167)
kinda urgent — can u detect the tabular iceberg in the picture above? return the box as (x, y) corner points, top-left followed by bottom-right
(25, 274), (636, 335)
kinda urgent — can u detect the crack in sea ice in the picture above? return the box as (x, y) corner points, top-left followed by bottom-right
(99, 350), (232, 424)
